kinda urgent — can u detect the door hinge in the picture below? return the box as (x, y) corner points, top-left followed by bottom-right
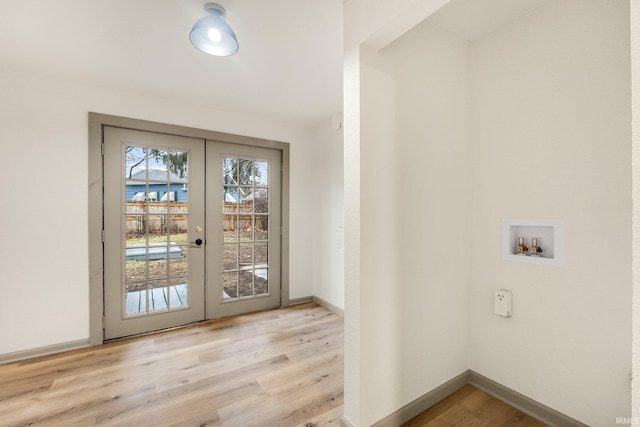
(101, 142), (105, 156)
(102, 317), (105, 329)
(101, 230), (105, 243)
(280, 162), (283, 172)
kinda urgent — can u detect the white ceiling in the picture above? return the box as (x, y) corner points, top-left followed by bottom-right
(0, 0), (556, 127)
(0, 0), (344, 127)
(427, 0), (552, 41)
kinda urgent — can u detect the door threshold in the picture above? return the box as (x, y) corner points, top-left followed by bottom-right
(104, 319), (206, 343)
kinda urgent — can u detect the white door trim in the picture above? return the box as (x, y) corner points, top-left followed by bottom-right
(88, 113), (290, 345)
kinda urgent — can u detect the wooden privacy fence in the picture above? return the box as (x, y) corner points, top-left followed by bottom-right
(126, 202), (267, 237)
(126, 202), (187, 237)
(223, 215), (264, 232)
(224, 215), (244, 232)
(223, 202), (268, 232)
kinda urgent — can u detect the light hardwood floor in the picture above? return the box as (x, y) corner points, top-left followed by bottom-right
(0, 303), (344, 426)
(2, 303), (547, 427)
(402, 384), (548, 427)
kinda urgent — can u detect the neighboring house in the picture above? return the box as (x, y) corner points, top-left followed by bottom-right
(125, 169), (188, 202)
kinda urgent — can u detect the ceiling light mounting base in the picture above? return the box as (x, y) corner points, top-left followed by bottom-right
(203, 3), (225, 17)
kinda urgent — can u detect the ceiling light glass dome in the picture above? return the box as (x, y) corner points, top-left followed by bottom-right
(189, 3), (239, 57)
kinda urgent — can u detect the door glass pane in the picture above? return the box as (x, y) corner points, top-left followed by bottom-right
(239, 243), (253, 269)
(169, 277), (188, 308)
(223, 186), (237, 212)
(169, 150), (189, 181)
(239, 159), (253, 185)
(167, 216), (187, 241)
(169, 246), (188, 275)
(223, 272), (238, 299)
(224, 215), (237, 242)
(125, 258), (145, 283)
(122, 144), (190, 317)
(125, 285), (147, 316)
(221, 155), (271, 302)
(223, 157), (237, 184)
(255, 242), (268, 265)
(239, 270), (254, 297)
(148, 279), (168, 312)
(223, 244), (238, 270)
(148, 258), (168, 279)
(146, 215), (166, 240)
(239, 215), (253, 241)
(255, 216), (268, 241)
(171, 183), (188, 206)
(239, 189), (253, 213)
(254, 189), (268, 213)
(147, 150), (169, 181)
(255, 269), (268, 295)
(125, 146), (147, 181)
(255, 161), (268, 187)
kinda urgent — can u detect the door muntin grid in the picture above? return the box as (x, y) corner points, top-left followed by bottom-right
(123, 145), (192, 317)
(222, 156), (270, 301)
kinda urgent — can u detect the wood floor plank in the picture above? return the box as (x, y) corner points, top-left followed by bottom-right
(0, 303), (344, 427)
(401, 384), (548, 427)
(2, 304), (549, 427)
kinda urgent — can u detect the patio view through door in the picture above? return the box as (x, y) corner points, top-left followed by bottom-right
(103, 126), (282, 339)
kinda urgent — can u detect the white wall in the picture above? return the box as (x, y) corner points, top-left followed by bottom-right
(311, 118), (344, 309)
(632, 0), (640, 421)
(343, 44), (363, 425)
(0, 67), (314, 355)
(469, 1), (631, 425)
(352, 20), (472, 425)
(345, 0), (633, 425)
(342, 1), (457, 424)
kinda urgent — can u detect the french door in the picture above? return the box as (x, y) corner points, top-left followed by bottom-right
(103, 127), (206, 339)
(206, 142), (281, 318)
(103, 127), (281, 339)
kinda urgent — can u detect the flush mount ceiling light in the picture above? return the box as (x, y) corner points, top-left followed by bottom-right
(189, 2), (239, 57)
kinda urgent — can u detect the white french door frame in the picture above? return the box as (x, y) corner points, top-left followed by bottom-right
(88, 113), (290, 345)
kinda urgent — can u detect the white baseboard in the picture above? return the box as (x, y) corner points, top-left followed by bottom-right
(340, 415), (355, 427)
(0, 339), (90, 365)
(312, 296), (344, 316)
(288, 295), (344, 316)
(288, 296), (313, 306)
(342, 370), (588, 427)
(369, 370), (469, 427)
(468, 370), (589, 427)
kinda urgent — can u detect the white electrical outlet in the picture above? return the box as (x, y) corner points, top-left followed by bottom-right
(494, 290), (512, 317)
